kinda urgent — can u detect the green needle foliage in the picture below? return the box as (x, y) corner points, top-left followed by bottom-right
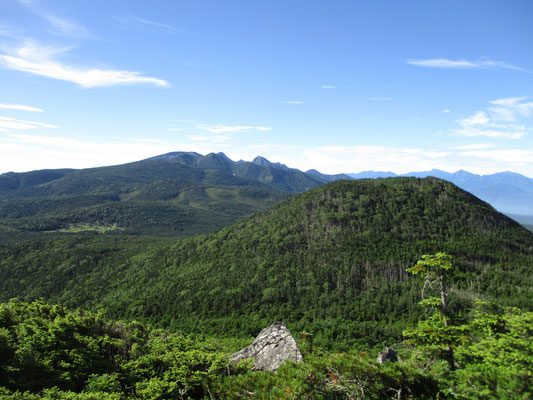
(404, 253), (466, 370)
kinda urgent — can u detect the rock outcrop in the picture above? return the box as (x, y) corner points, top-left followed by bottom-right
(230, 322), (303, 371)
(376, 347), (398, 363)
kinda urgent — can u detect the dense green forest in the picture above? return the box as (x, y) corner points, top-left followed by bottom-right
(2, 178), (532, 351)
(1, 295), (530, 398)
(1, 177), (532, 398)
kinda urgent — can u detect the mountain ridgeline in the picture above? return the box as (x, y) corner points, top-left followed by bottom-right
(1, 152), (533, 246)
(0, 152), (359, 244)
(1, 177), (531, 349)
(0, 155), (307, 243)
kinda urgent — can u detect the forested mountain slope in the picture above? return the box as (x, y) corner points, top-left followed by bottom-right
(352, 169), (533, 216)
(1, 177), (531, 349)
(148, 151), (330, 192)
(0, 158), (293, 243)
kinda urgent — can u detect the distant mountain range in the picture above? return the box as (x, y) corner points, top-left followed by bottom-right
(0, 151), (532, 243)
(151, 151), (533, 217)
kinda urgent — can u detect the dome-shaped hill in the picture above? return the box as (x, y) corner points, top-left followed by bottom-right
(2, 177), (532, 349)
(92, 177), (531, 346)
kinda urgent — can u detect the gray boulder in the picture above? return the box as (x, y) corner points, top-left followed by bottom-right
(376, 347), (398, 363)
(230, 322), (303, 371)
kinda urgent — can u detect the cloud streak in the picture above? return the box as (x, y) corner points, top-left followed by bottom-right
(112, 14), (181, 33)
(12, 0), (90, 38)
(488, 97), (533, 121)
(0, 116), (57, 130)
(43, 14), (90, 37)
(197, 124), (271, 134)
(0, 41), (170, 88)
(0, 103), (43, 112)
(407, 58), (524, 71)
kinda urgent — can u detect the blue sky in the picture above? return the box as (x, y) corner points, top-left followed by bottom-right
(1, 0), (533, 176)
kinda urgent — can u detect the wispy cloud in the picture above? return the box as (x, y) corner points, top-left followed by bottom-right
(369, 97), (391, 101)
(285, 100), (305, 104)
(0, 116), (57, 130)
(488, 97), (533, 121)
(0, 23), (24, 40)
(442, 109), (451, 113)
(12, 0), (90, 38)
(42, 14), (90, 37)
(0, 103), (43, 112)
(0, 40), (170, 88)
(112, 14), (182, 33)
(407, 58), (524, 71)
(453, 97), (533, 139)
(453, 143), (493, 150)
(457, 111), (490, 127)
(321, 85), (336, 89)
(197, 124), (271, 134)
(167, 120), (271, 144)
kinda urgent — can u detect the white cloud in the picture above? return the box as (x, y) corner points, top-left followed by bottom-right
(369, 97), (391, 101)
(0, 41), (170, 88)
(0, 116), (57, 130)
(285, 100), (305, 104)
(454, 128), (526, 139)
(166, 120), (271, 145)
(453, 144), (493, 150)
(488, 97), (533, 121)
(457, 111), (490, 126)
(453, 98), (532, 140)
(5, 40), (72, 60)
(407, 58), (523, 71)
(442, 109), (451, 113)
(197, 124), (271, 134)
(0, 103), (43, 112)
(321, 85), (336, 89)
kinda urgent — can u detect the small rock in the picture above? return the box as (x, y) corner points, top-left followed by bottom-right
(230, 322), (303, 371)
(376, 347), (398, 363)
